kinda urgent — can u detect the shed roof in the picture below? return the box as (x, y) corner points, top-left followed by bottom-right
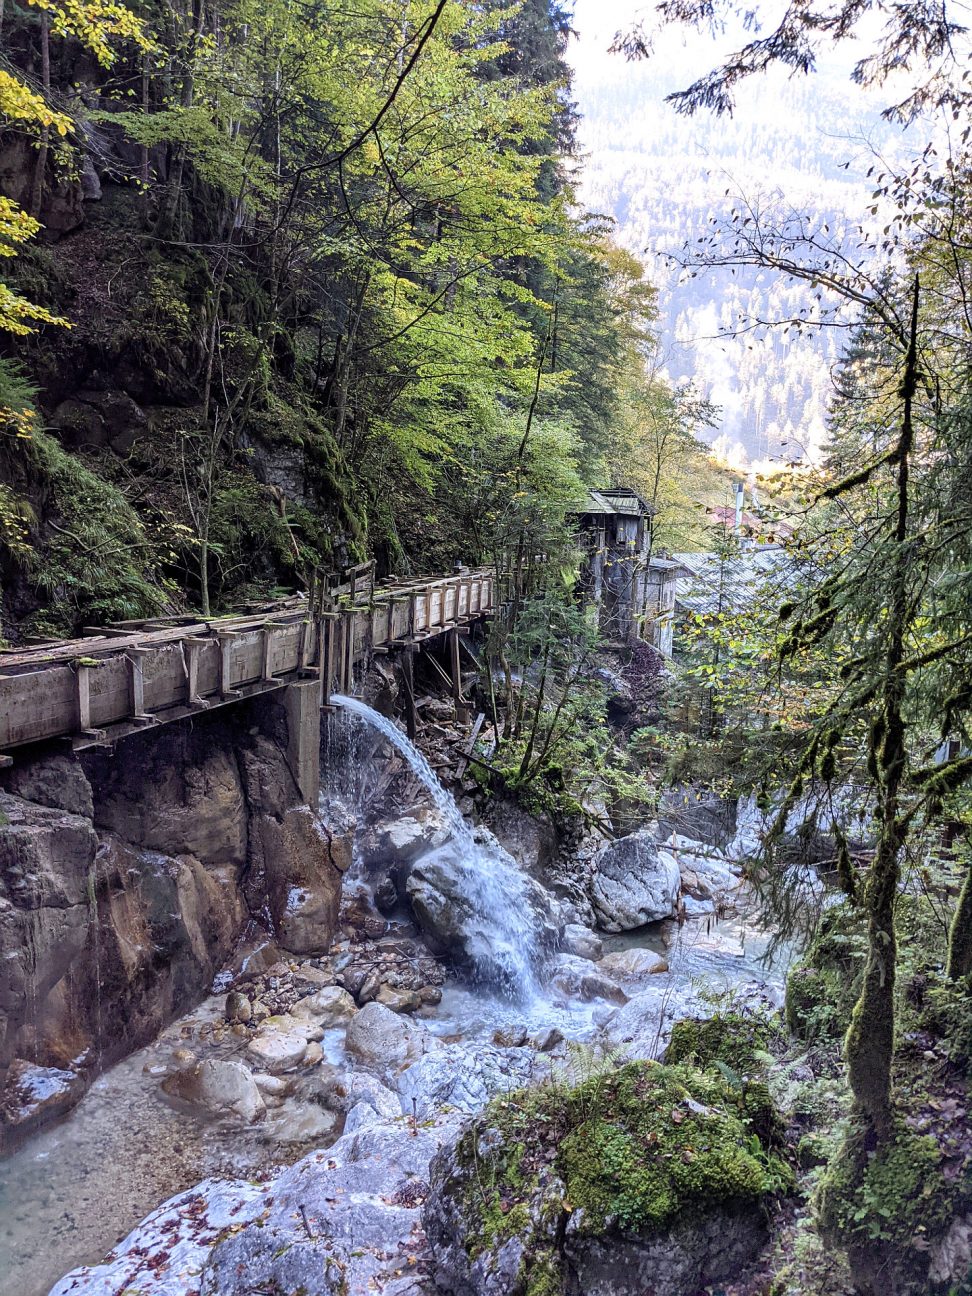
(572, 487), (653, 518)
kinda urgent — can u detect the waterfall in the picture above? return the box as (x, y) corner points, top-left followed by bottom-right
(331, 696), (545, 999)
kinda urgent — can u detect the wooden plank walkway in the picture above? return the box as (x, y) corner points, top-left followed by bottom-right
(0, 566), (499, 757)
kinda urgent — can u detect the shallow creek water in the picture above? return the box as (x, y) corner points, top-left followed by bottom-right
(0, 905), (791, 1296)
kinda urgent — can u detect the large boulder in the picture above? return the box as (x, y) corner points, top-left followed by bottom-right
(596, 948), (669, 983)
(345, 1001), (427, 1074)
(291, 986), (357, 1027)
(588, 830), (680, 932)
(405, 832), (559, 990)
(394, 1040), (548, 1119)
(357, 811), (449, 873)
(162, 1059), (266, 1123)
(424, 1060), (782, 1296)
(548, 953), (628, 1005)
(560, 923), (603, 962)
(249, 805), (345, 955)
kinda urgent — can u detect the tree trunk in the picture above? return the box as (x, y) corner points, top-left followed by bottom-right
(946, 860), (972, 979)
(28, 12), (51, 219)
(844, 274), (919, 1139)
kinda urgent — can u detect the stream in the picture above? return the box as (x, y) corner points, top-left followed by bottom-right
(0, 702), (796, 1296)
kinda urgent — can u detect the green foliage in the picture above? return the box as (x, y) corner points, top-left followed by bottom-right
(26, 431), (167, 634)
(784, 903), (868, 1047)
(818, 1120), (957, 1248)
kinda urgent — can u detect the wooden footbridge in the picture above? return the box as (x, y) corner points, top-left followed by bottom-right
(0, 564), (502, 783)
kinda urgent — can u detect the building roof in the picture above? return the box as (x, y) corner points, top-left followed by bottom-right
(672, 546), (795, 616)
(572, 487), (653, 518)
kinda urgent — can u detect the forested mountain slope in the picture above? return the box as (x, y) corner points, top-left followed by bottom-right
(0, 0), (672, 640)
(569, 0), (907, 465)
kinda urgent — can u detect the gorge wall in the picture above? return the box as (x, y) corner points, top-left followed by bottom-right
(0, 694), (347, 1149)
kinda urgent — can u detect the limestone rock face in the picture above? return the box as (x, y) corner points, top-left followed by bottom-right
(588, 830), (680, 932)
(0, 698), (343, 1144)
(250, 805), (343, 955)
(162, 1059), (266, 1123)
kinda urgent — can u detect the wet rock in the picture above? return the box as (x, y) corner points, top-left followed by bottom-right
(246, 1021), (309, 1073)
(395, 1041), (546, 1119)
(345, 1001), (427, 1073)
(549, 953), (628, 1005)
(302, 1041), (324, 1066)
(224, 991), (251, 1024)
(588, 830), (681, 932)
(560, 923), (604, 961)
(374, 874), (399, 913)
(0, 1060), (84, 1141)
(419, 985), (443, 1006)
(531, 1026), (565, 1053)
(482, 797), (561, 877)
(376, 984), (422, 1014)
(265, 1096), (338, 1144)
(249, 999), (270, 1022)
(250, 805), (344, 955)
(358, 813), (449, 872)
(252, 1073), (292, 1098)
(49, 1177), (272, 1296)
(406, 833), (560, 981)
(291, 986), (356, 1027)
(597, 948), (669, 983)
(493, 1025), (529, 1048)
(195, 1116), (461, 1296)
(599, 986), (705, 1060)
(357, 970), (383, 1004)
(162, 1059), (266, 1124)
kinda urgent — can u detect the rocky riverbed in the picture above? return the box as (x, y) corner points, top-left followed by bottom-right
(1, 700), (803, 1296)
(0, 880), (789, 1296)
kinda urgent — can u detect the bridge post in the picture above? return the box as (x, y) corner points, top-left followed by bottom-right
(283, 679), (321, 807)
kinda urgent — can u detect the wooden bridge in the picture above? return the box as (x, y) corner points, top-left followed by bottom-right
(0, 565), (501, 778)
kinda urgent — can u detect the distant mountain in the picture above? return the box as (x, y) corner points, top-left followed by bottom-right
(568, 0), (907, 465)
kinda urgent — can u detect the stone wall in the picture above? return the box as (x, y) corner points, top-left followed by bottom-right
(0, 695), (348, 1149)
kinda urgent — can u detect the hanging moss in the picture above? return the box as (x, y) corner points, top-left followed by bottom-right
(784, 902), (867, 1045)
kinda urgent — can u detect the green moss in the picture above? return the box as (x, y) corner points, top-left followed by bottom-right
(818, 1120), (957, 1250)
(524, 1249), (565, 1296)
(459, 1059), (792, 1279)
(25, 431), (167, 635)
(666, 1012), (778, 1076)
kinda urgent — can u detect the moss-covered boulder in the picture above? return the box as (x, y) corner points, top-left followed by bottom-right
(424, 1059), (793, 1296)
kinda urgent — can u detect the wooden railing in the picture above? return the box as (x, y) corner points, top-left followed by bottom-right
(0, 566), (500, 758)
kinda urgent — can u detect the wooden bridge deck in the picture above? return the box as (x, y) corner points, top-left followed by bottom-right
(0, 566), (497, 758)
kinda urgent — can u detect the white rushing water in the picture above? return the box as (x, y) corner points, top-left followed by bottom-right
(331, 695), (544, 999)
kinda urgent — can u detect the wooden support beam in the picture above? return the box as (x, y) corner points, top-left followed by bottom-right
(183, 636), (209, 708)
(125, 648), (156, 726)
(217, 632), (242, 699)
(261, 626), (276, 682)
(402, 648), (417, 740)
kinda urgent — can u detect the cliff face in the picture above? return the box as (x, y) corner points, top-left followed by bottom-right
(0, 695), (348, 1149)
